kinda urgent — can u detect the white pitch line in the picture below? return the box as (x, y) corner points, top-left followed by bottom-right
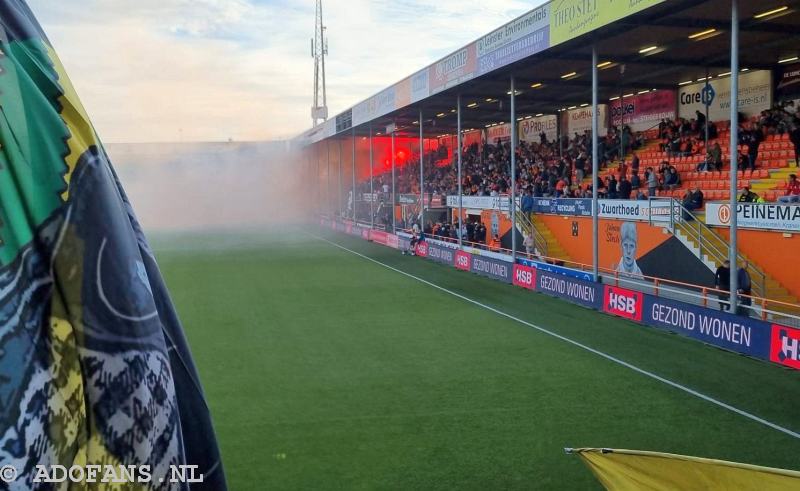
(314, 234), (800, 441)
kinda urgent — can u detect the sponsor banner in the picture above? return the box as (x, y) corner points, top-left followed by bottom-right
(386, 233), (400, 250)
(706, 202), (800, 232)
(426, 241), (456, 266)
(597, 199), (681, 223)
(370, 229), (389, 245)
(610, 90), (677, 132)
(536, 270), (601, 309)
(777, 63), (800, 96)
(446, 195), (510, 211)
(361, 228), (369, 240)
(518, 257), (594, 282)
(532, 198), (593, 217)
(395, 76), (411, 110)
(770, 324), (800, 369)
(430, 44), (478, 94)
(471, 255), (513, 283)
(415, 241), (429, 257)
(562, 105), (608, 136)
(678, 70), (772, 121)
(455, 250), (472, 271)
(477, 5), (550, 75)
(512, 264), (537, 290)
(486, 123), (511, 142)
(519, 115), (558, 144)
(477, 5), (549, 57)
(399, 194), (419, 205)
(644, 295), (770, 359)
(603, 285), (644, 321)
(550, 0), (664, 46)
(411, 69), (430, 103)
(345, 222), (353, 235)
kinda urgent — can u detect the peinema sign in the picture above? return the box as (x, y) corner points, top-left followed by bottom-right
(477, 5), (550, 75)
(512, 264), (537, 290)
(603, 285), (644, 321)
(455, 250), (472, 271)
(705, 202), (800, 232)
(644, 296), (769, 358)
(471, 255), (513, 283)
(519, 115), (558, 144)
(536, 270), (601, 308)
(550, 0), (665, 46)
(609, 90), (677, 132)
(770, 324), (800, 370)
(678, 70), (772, 121)
(429, 44), (478, 95)
(562, 105), (608, 136)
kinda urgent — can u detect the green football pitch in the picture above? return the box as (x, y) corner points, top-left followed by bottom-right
(154, 229), (800, 490)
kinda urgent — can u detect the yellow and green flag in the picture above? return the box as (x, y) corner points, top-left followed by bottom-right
(0, 1), (226, 488)
(570, 448), (800, 490)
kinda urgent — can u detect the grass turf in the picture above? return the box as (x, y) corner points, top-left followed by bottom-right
(153, 229), (800, 490)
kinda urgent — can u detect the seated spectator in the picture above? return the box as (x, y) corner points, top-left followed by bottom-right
(665, 167), (680, 190)
(778, 174), (800, 204)
(682, 186), (704, 221)
(738, 186), (759, 203)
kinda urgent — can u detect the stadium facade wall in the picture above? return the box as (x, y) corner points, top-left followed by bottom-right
(321, 217), (798, 371)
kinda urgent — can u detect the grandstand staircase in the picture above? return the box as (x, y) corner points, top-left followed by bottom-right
(671, 209), (799, 310)
(530, 214), (572, 262)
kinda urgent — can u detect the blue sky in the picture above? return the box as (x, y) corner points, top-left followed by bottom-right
(27, 0), (537, 142)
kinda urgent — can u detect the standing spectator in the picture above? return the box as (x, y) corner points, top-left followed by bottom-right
(523, 233), (535, 256)
(715, 260), (731, 311)
(736, 262), (752, 317)
(607, 174), (618, 199)
(646, 167), (658, 198)
(790, 124), (800, 167)
(778, 174), (800, 203)
(618, 175), (632, 200)
(631, 152), (640, 175)
(630, 172), (641, 192)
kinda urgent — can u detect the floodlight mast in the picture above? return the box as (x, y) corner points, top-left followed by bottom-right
(311, 0), (329, 127)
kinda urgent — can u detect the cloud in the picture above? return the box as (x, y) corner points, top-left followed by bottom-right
(27, 0), (535, 143)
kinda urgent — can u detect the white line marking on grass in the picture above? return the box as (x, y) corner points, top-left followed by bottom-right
(313, 234), (800, 441)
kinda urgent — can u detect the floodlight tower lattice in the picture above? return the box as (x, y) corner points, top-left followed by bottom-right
(311, 0), (329, 127)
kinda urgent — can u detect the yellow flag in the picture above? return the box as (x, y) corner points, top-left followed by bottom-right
(569, 448), (800, 490)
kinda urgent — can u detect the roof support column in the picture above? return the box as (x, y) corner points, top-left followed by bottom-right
(338, 137), (343, 217)
(457, 94), (463, 249)
(391, 121), (396, 233)
(352, 127), (356, 220)
(369, 123), (374, 229)
(729, 0), (740, 314)
(592, 46), (600, 283)
(510, 76), (517, 261)
(419, 109), (425, 232)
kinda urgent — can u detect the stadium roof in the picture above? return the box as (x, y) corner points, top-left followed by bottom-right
(298, 0), (799, 143)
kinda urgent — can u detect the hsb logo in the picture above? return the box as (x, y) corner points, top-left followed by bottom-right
(512, 264), (536, 290)
(455, 251), (471, 271)
(603, 286), (643, 321)
(770, 325), (800, 369)
(416, 242), (428, 257)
